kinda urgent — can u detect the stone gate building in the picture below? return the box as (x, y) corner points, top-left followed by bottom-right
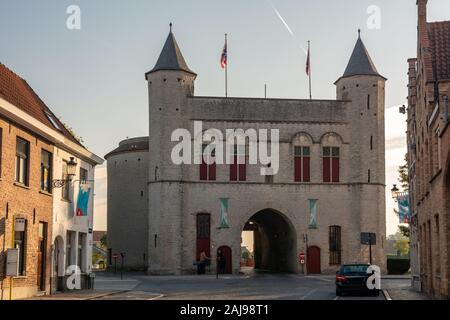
(106, 28), (387, 275)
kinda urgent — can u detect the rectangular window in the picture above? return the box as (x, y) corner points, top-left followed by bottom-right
(329, 225), (342, 265)
(80, 167), (88, 183)
(294, 146), (310, 182)
(66, 231), (74, 267)
(230, 145), (246, 181)
(77, 233), (86, 271)
(14, 220), (27, 275)
(15, 137), (29, 185)
(196, 213), (211, 260)
(200, 145), (216, 181)
(323, 147), (340, 183)
(62, 162), (70, 200)
(41, 150), (52, 192)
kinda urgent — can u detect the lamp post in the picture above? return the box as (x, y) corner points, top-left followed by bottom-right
(52, 157), (78, 188)
(391, 184), (400, 201)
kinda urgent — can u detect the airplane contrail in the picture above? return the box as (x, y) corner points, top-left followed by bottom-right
(267, 0), (308, 56)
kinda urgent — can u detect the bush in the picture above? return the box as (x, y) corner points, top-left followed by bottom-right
(387, 257), (410, 275)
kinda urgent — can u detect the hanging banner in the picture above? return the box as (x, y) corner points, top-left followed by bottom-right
(398, 194), (410, 224)
(309, 199), (317, 229)
(219, 198), (230, 229)
(76, 183), (91, 217)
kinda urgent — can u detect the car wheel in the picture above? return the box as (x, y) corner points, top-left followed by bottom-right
(372, 290), (380, 297)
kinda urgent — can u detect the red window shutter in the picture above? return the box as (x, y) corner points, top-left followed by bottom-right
(294, 157), (302, 182)
(230, 155), (238, 181)
(209, 163), (216, 181)
(200, 161), (208, 181)
(303, 156), (310, 182)
(323, 157), (331, 182)
(239, 163), (246, 181)
(332, 157), (340, 182)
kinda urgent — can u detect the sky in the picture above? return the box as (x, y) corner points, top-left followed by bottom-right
(1, 0), (449, 236)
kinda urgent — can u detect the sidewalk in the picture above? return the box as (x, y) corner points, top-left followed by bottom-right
(26, 274), (141, 300)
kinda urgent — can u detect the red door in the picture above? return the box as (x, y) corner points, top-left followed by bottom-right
(217, 246), (232, 274)
(196, 214), (211, 260)
(307, 246), (321, 274)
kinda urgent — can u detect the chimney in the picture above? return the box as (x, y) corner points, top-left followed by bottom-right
(417, 0), (428, 35)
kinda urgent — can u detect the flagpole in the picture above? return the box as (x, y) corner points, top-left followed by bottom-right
(225, 33), (228, 98)
(308, 40), (312, 100)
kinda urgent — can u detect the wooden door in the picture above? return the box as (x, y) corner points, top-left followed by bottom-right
(217, 246), (232, 274)
(37, 222), (47, 291)
(307, 246), (321, 274)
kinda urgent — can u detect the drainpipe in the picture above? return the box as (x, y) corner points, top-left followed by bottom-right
(444, 95), (449, 123)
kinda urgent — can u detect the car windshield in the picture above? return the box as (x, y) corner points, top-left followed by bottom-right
(341, 265), (368, 274)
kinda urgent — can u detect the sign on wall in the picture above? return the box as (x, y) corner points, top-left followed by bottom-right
(308, 199), (318, 229)
(6, 248), (19, 277)
(14, 218), (26, 232)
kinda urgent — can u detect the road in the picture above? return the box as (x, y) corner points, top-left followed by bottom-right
(93, 271), (386, 300)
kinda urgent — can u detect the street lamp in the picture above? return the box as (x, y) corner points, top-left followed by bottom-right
(391, 184), (400, 200)
(53, 157), (77, 188)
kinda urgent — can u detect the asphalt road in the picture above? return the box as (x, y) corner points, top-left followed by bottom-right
(95, 272), (386, 300)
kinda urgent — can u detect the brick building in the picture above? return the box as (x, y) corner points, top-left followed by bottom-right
(0, 63), (102, 299)
(107, 27), (387, 275)
(407, 0), (450, 299)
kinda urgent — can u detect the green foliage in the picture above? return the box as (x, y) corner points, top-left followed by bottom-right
(387, 257), (410, 275)
(393, 231), (410, 256)
(100, 233), (107, 249)
(242, 251), (249, 260)
(398, 225), (410, 238)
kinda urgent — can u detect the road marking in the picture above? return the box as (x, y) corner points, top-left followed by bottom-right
(300, 288), (318, 300)
(147, 294), (164, 300)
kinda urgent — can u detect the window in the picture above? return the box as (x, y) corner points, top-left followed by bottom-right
(294, 146), (310, 182)
(15, 137), (29, 185)
(230, 145), (246, 181)
(14, 220), (27, 275)
(200, 144), (216, 181)
(329, 225), (342, 265)
(367, 94), (370, 110)
(370, 136), (373, 150)
(66, 231), (74, 267)
(41, 150), (52, 192)
(80, 167), (88, 183)
(196, 213), (211, 260)
(62, 162), (70, 200)
(45, 111), (62, 131)
(323, 147), (340, 182)
(77, 233), (86, 271)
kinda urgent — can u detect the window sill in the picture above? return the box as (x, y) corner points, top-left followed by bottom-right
(13, 182), (30, 190)
(12, 276), (27, 280)
(39, 190), (53, 197)
(60, 198), (72, 204)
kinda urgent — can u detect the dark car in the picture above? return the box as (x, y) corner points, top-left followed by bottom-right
(335, 264), (380, 297)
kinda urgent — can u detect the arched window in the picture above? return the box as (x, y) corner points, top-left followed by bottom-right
(293, 133), (312, 182)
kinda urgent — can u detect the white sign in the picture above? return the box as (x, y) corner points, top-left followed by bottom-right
(15, 218), (26, 232)
(6, 248), (19, 277)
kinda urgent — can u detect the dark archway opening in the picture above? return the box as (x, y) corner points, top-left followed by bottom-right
(241, 209), (297, 273)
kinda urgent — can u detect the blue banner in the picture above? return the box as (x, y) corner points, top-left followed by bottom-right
(398, 194), (410, 224)
(76, 184), (91, 217)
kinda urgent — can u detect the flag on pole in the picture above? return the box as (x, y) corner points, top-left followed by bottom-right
(220, 38), (228, 69)
(76, 183), (91, 217)
(306, 43), (311, 76)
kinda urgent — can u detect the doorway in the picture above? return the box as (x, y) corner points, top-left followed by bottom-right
(307, 245), (321, 274)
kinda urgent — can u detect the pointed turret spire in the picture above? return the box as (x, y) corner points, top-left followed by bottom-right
(339, 30), (385, 80)
(146, 24), (196, 76)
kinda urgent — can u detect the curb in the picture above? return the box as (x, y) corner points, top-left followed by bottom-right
(84, 290), (130, 300)
(382, 289), (392, 300)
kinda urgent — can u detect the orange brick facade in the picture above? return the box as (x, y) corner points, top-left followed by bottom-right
(407, 0), (450, 299)
(0, 116), (53, 299)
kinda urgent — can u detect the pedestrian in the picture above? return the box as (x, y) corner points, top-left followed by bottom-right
(198, 251), (210, 275)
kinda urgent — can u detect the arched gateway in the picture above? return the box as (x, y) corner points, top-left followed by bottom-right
(242, 209), (297, 273)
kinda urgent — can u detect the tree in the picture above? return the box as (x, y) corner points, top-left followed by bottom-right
(398, 225), (410, 238)
(398, 154), (409, 191)
(100, 233), (107, 249)
(393, 231), (410, 256)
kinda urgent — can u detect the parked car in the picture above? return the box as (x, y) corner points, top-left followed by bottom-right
(335, 263), (380, 296)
